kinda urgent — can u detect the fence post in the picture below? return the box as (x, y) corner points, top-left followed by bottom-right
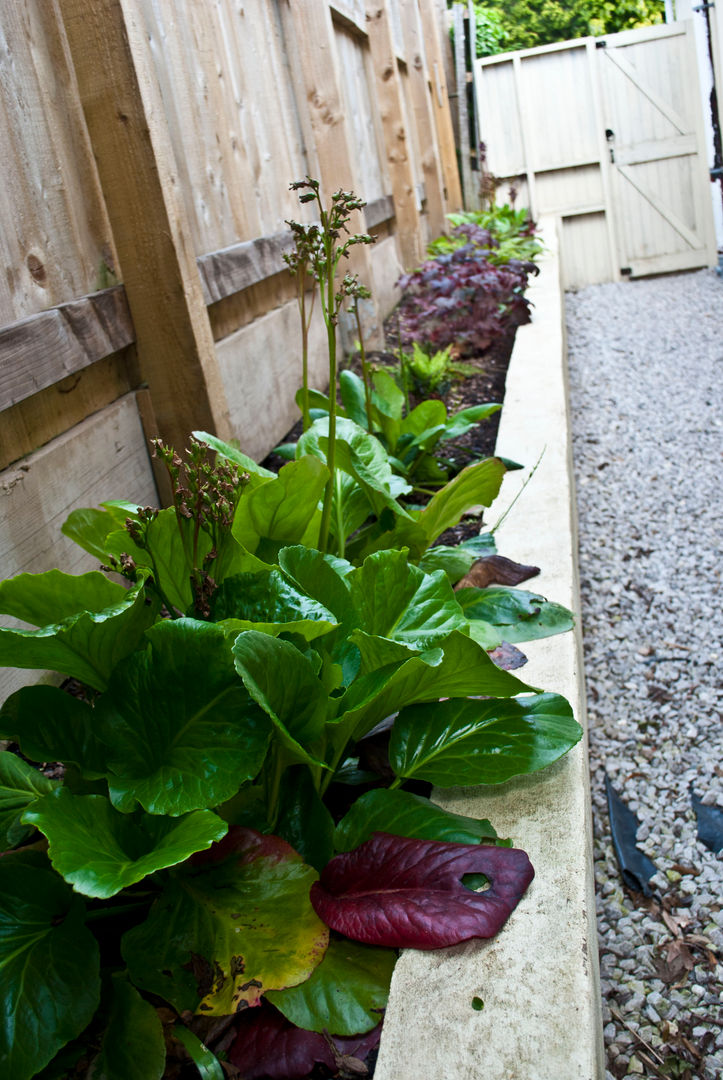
(365, 2), (423, 269)
(57, 0), (233, 457)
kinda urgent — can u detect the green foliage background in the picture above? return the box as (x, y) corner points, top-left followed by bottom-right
(461, 1), (666, 57)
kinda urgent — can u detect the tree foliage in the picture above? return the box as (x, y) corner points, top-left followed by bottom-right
(463, 1), (665, 56)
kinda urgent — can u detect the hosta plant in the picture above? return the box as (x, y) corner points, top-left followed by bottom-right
(0, 440), (581, 1079)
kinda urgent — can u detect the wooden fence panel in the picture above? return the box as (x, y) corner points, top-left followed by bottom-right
(0, 1), (117, 325)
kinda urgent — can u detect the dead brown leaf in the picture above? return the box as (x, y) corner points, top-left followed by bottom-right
(654, 939), (695, 984)
(454, 555), (540, 590)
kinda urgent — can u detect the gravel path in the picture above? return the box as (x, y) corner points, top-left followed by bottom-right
(566, 270), (723, 1080)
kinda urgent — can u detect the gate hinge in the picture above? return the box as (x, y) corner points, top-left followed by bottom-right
(693, 2), (715, 10)
(620, 267), (632, 276)
(711, 166), (723, 179)
(595, 39), (607, 48)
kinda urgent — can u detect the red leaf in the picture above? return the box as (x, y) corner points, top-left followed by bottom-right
(228, 1002), (381, 1079)
(310, 832), (534, 948)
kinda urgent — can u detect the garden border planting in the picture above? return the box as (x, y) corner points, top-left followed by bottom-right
(375, 219), (606, 1080)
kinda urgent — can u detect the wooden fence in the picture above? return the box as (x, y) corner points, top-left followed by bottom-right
(0, 0), (461, 703)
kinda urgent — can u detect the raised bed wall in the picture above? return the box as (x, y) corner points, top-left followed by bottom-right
(375, 221), (606, 1080)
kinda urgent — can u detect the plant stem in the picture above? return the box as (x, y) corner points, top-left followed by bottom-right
(298, 275), (311, 431)
(354, 299), (373, 428)
(318, 215), (338, 554)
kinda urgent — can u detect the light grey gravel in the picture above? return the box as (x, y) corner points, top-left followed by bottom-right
(566, 270), (723, 1080)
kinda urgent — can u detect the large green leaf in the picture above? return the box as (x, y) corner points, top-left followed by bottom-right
(334, 788), (499, 851)
(336, 630), (533, 743)
(416, 458), (507, 544)
(0, 852), (100, 1080)
(62, 502), (139, 562)
(275, 766), (335, 872)
(390, 693), (583, 786)
(400, 399), (447, 439)
(232, 457), (328, 557)
(90, 973), (165, 1080)
(347, 549), (467, 649)
(0, 573), (159, 690)
(104, 508), (210, 615)
(122, 828), (329, 1015)
(211, 569), (337, 642)
(417, 532), (496, 582)
(456, 586), (574, 643)
(99, 619), (271, 815)
(278, 547), (356, 625)
(0, 685), (108, 777)
(267, 937), (394, 1035)
(339, 370), (369, 427)
(24, 789), (228, 898)
(0, 751), (56, 848)
(231, 632), (328, 763)
(441, 403), (501, 441)
(192, 431), (277, 480)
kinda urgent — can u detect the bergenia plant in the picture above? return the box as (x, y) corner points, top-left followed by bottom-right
(0, 437), (581, 1080)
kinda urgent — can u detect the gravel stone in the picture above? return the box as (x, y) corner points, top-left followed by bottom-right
(567, 270), (723, 1080)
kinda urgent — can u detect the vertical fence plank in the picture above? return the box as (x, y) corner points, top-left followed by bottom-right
(57, 0), (232, 453)
(418, 0), (463, 210)
(365, 2), (423, 267)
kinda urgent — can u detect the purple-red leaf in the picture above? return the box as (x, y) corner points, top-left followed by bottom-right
(228, 1002), (382, 1079)
(310, 832), (534, 948)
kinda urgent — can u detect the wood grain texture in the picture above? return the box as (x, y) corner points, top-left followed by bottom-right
(58, 0), (232, 449)
(197, 231), (297, 306)
(0, 352), (135, 471)
(417, 0), (463, 210)
(0, 286), (134, 410)
(0, 0), (117, 325)
(0, 393), (158, 704)
(365, 2), (422, 267)
(397, 0), (447, 238)
(365, 194), (396, 229)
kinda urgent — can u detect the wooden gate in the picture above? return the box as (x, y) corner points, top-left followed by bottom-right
(475, 22), (716, 287)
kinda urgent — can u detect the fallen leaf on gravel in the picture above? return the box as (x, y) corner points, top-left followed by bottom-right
(454, 555), (540, 590)
(654, 939), (695, 984)
(661, 909), (691, 938)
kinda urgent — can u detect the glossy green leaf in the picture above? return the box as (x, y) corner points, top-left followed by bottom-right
(339, 370), (369, 427)
(334, 788), (499, 851)
(0, 573), (158, 690)
(400, 398), (447, 438)
(172, 1026), (224, 1080)
(275, 766), (335, 872)
(122, 828), (329, 1015)
(232, 457), (328, 557)
(337, 630), (533, 743)
(0, 852), (100, 1080)
(350, 631), (440, 675)
(417, 532), (496, 582)
(90, 972), (165, 1080)
(232, 631), (328, 761)
(211, 569), (337, 642)
(416, 458), (507, 544)
(24, 788), (228, 898)
(0, 751), (56, 848)
(390, 692), (583, 786)
(441, 403), (501, 441)
(347, 550), (467, 649)
(278, 547), (356, 625)
(61, 502), (139, 562)
(455, 586), (574, 643)
(0, 684), (108, 777)
(104, 508), (210, 614)
(99, 619), (271, 815)
(267, 937), (394, 1035)
(371, 370), (404, 448)
(192, 431), (277, 480)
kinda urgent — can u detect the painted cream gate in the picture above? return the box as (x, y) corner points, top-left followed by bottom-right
(475, 21), (717, 288)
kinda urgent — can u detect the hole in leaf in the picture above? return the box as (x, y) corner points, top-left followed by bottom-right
(471, 996), (485, 1011)
(461, 872), (490, 893)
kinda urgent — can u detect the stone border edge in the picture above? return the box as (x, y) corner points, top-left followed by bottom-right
(374, 219), (605, 1080)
